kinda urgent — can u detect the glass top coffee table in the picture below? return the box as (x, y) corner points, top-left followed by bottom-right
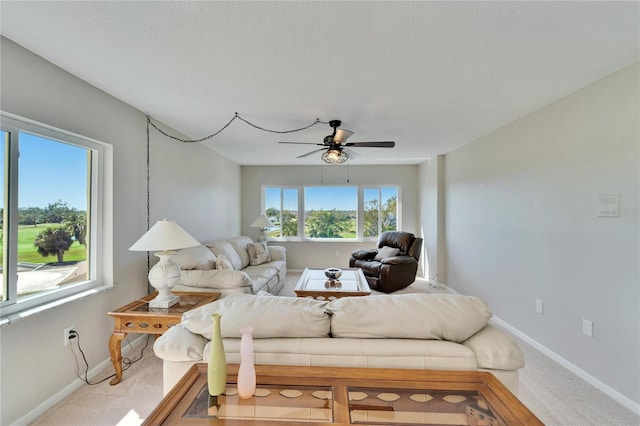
(143, 364), (543, 425)
(294, 268), (371, 300)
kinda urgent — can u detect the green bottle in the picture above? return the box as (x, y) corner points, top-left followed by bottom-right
(208, 313), (227, 396)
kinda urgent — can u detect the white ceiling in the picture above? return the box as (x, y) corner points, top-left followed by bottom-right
(1, 1), (638, 166)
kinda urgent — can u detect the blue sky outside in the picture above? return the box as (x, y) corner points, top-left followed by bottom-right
(0, 131), (88, 211)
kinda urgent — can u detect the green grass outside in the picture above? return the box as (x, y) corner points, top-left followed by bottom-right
(0, 223), (87, 264)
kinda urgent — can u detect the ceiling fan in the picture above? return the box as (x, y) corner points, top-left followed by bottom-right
(279, 120), (395, 164)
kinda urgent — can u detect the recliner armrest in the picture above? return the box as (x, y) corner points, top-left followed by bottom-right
(381, 256), (417, 265)
(351, 249), (377, 260)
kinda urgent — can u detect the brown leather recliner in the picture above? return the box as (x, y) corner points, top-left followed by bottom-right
(349, 231), (423, 293)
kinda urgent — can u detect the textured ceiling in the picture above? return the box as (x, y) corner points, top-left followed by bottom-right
(1, 1), (638, 165)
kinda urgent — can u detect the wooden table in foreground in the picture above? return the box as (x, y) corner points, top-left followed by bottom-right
(294, 268), (371, 299)
(144, 364), (543, 425)
(108, 291), (219, 385)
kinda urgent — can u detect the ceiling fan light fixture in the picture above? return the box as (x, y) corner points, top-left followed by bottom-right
(322, 149), (349, 164)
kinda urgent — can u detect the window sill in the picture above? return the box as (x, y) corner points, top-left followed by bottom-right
(269, 238), (377, 243)
(0, 284), (114, 327)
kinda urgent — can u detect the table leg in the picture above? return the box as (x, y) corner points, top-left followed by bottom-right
(109, 331), (126, 385)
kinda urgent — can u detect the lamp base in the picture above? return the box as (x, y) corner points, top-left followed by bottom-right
(149, 294), (180, 308)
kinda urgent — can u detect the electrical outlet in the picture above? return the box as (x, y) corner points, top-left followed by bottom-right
(64, 326), (76, 346)
(535, 299), (544, 315)
(335, 251), (340, 257)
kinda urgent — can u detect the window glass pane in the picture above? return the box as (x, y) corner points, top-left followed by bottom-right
(265, 187), (299, 238)
(282, 188), (298, 237)
(0, 131), (6, 302)
(381, 187), (398, 232)
(17, 133), (90, 298)
(363, 188), (380, 238)
(304, 187), (356, 238)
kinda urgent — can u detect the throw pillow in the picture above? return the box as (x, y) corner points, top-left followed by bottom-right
(216, 255), (233, 270)
(172, 245), (217, 270)
(247, 242), (272, 266)
(374, 245), (400, 261)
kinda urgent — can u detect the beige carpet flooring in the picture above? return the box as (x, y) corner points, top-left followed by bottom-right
(28, 273), (640, 426)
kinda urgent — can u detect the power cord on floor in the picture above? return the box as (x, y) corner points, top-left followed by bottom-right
(68, 330), (151, 385)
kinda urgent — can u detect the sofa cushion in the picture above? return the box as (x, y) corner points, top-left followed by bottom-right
(216, 255), (233, 270)
(206, 240), (243, 270)
(172, 245), (217, 270)
(462, 323), (525, 370)
(247, 242), (272, 266)
(179, 269), (252, 289)
(374, 246), (400, 261)
(182, 294), (330, 339)
(153, 324), (208, 362)
(327, 294), (492, 342)
(227, 236), (254, 269)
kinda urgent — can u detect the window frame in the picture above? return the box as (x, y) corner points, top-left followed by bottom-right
(262, 184), (400, 241)
(0, 112), (106, 320)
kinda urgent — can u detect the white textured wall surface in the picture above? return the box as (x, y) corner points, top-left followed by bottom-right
(241, 165), (421, 272)
(0, 37), (241, 425)
(444, 63), (639, 405)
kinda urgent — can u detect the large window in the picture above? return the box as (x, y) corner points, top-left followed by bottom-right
(1, 113), (105, 319)
(263, 185), (398, 240)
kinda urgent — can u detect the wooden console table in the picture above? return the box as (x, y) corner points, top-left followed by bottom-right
(108, 291), (219, 385)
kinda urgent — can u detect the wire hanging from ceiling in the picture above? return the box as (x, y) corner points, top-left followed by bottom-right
(146, 113), (327, 144)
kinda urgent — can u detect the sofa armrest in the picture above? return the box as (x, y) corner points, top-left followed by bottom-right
(268, 245), (286, 262)
(351, 249), (377, 260)
(381, 256), (417, 265)
(153, 323), (207, 362)
(462, 324), (525, 370)
(179, 269), (252, 290)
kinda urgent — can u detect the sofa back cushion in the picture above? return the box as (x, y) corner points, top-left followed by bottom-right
(227, 236), (254, 269)
(182, 294), (330, 339)
(327, 294), (492, 342)
(172, 245), (217, 270)
(205, 240), (243, 270)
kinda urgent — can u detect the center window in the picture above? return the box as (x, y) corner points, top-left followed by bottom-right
(304, 187), (357, 239)
(263, 185), (398, 240)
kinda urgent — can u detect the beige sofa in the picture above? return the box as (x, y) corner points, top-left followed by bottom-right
(170, 236), (286, 297)
(153, 293), (525, 395)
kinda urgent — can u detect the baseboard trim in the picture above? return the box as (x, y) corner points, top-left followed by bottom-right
(491, 316), (640, 416)
(11, 335), (148, 426)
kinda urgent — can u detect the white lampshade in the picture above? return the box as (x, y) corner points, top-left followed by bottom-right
(129, 219), (200, 252)
(129, 219), (200, 308)
(250, 215), (275, 229)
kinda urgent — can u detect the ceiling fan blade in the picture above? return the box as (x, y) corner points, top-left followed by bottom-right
(279, 141), (324, 146)
(333, 128), (354, 144)
(296, 147), (327, 158)
(344, 141), (395, 148)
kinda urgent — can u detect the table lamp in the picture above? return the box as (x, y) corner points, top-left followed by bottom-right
(250, 215), (275, 242)
(129, 219), (200, 308)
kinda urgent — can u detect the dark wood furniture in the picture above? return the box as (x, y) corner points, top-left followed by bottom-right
(349, 231), (423, 293)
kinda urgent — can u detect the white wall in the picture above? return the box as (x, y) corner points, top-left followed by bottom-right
(418, 155), (446, 283)
(241, 165), (422, 271)
(0, 37), (241, 425)
(444, 63), (639, 405)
